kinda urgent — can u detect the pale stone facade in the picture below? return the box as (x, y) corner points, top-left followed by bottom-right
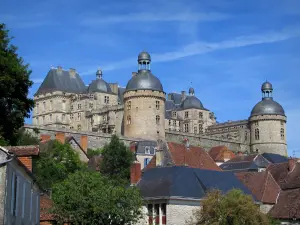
(31, 53), (287, 156)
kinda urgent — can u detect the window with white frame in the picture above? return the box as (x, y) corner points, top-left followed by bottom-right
(185, 111), (189, 118)
(104, 96), (109, 104)
(127, 101), (131, 110)
(184, 123), (189, 132)
(156, 101), (160, 110)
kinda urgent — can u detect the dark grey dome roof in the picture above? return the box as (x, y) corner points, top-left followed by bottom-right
(251, 98), (285, 116)
(181, 96), (204, 110)
(125, 69), (163, 92)
(138, 51), (151, 61)
(87, 79), (112, 93)
(261, 81), (273, 91)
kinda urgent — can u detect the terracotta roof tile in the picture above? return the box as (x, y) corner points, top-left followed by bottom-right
(209, 146), (235, 162)
(4, 145), (39, 156)
(144, 155), (156, 171)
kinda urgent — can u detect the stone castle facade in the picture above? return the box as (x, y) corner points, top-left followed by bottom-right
(31, 52), (287, 156)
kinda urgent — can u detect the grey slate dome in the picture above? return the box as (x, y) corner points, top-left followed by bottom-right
(125, 70), (163, 92)
(87, 70), (113, 93)
(261, 81), (273, 91)
(251, 98), (285, 116)
(138, 51), (151, 62)
(181, 96), (204, 110)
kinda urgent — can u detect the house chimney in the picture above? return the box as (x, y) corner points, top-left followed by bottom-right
(288, 157), (296, 172)
(181, 91), (186, 101)
(132, 72), (137, 77)
(55, 132), (65, 144)
(130, 160), (141, 185)
(80, 135), (88, 153)
(168, 93), (172, 100)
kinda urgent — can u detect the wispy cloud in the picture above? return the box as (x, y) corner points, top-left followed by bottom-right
(80, 12), (228, 26)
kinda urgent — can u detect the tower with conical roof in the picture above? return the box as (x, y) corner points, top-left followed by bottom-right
(249, 81), (287, 156)
(123, 51), (166, 140)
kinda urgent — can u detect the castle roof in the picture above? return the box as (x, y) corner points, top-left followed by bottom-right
(251, 98), (285, 116)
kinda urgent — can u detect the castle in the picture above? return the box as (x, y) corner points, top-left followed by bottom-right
(31, 51), (287, 156)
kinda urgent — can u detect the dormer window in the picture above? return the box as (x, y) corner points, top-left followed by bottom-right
(145, 146), (150, 154)
(172, 111), (177, 117)
(185, 111), (189, 118)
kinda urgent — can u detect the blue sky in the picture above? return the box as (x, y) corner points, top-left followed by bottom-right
(1, 0), (300, 156)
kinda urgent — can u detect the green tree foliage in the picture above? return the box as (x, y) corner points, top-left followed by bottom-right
(187, 189), (271, 225)
(35, 140), (84, 190)
(0, 24), (34, 145)
(15, 128), (40, 145)
(100, 135), (134, 182)
(52, 170), (143, 225)
(87, 148), (102, 159)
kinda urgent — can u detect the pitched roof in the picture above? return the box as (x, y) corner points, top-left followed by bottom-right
(235, 171), (280, 204)
(4, 145), (39, 156)
(138, 166), (254, 200)
(269, 189), (300, 219)
(208, 146), (235, 162)
(262, 153), (288, 164)
(35, 68), (86, 95)
(40, 195), (55, 221)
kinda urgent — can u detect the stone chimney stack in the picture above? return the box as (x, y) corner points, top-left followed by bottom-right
(130, 160), (141, 185)
(288, 157), (296, 172)
(155, 140), (164, 167)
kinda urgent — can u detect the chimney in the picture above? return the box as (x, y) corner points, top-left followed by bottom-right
(80, 135), (88, 153)
(130, 161), (141, 185)
(181, 91), (186, 101)
(155, 140), (164, 166)
(288, 157), (296, 172)
(55, 132), (65, 144)
(167, 93), (172, 100)
(132, 72), (137, 77)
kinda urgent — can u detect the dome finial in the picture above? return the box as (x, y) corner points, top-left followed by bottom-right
(96, 68), (102, 79)
(138, 51), (151, 71)
(188, 83), (195, 96)
(261, 81), (273, 99)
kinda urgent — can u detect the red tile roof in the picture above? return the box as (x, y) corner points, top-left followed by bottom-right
(208, 146), (235, 162)
(4, 145), (39, 156)
(236, 171), (280, 204)
(40, 195), (55, 221)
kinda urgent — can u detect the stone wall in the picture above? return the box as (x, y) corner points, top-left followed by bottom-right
(166, 201), (199, 225)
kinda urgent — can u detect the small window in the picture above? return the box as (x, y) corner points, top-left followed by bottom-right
(169, 120), (171, 125)
(70, 114), (74, 119)
(77, 124), (81, 131)
(78, 104), (81, 109)
(156, 115), (160, 125)
(280, 128), (284, 140)
(104, 96), (109, 104)
(50, 100), (53, 111)
(245, 131), (248, 141)
(43, 102), (46, 111)
(89, 94), (94, 99)
(78, 94), (81, 100)
(255, 128), (259, 140)
(194, 127), (197, 134)
(89, 103), (93, 109)
(185, 111), (189, 118)
(199, 112), (203, 119)
(173, 120), (176, 126)
(127, 115), (131, 125)
(62, 100), (66, 110)
(156, 101), (160, 110)
(49, 114), (52, 122)
(127, 101), (131, 110)
(184, 123), (189, 132)
(70, 105), (73, 110)
(145, 146), (150, 154)
(199, 124), (203, 133)
(78, 113), (81, 120)
(172, 111), (177, 117)
(70, 126), (74, 129)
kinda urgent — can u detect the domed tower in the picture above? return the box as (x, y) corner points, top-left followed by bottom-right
(123, 51), (166, 140)
(249, 81), (287, 156)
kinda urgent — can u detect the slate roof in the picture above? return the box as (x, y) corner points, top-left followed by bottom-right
(261, 153), (288, 164)
(118, 87), (126, 104)
(138, 166), (255, 200)
(208, 146), (235, 162)
(5, 145), (39, 156)
(35, 68), (86, 95)
(220, 154), (270, 172)
(145, 142), (221, 171)
(235, 171), (280, 204)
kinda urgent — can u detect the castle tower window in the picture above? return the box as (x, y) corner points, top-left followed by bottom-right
(62, 100), (66, 110)
(89, 103), (93, 109)
(70, 114), (74, 119)
(70, 105), (73, 110)
(89, 94), (94, 99)
(127, 116), (131, 125)
(78, 113), (81, 120)
(185, 111), (189, 118)
(199, 124), (203, 133)
(173, 120), (176, 126)
(104, 96), (109, 104)
(172, 111), (177, 117)
(255, 128), (260, 140)
(78, 104), (81, 109)
(43, 102), (46, 112)
(77, 125), (81, 131)
(156, 115), (160, 125)
(49, 114), (52, 122)
(156, 101), (160, 110)
(169, 120), (171, 125)
(254, 121), (258, 126)
(280, 128), (284, 140)
(42, 116), (45, 124)
(70, 126), (73, 129)
(127, 101), (131, 110)
(199, 112), (203, 119)
(50, 100), (53, 111)
(184, 124), (189, 132)
(36, 103), (39, 114)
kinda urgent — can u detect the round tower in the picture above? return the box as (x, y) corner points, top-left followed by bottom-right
(123, 51), (166, 140)
(249, 81), (287, 156)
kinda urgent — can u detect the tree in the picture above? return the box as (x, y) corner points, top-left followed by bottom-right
(35, 140), (84, 190)
(15, 128), (40, 145)
(52, 170), (143, 225)
(87, 147), (102, 159)
(187, 189), (271, 225)
(100, 135), (134, 182)
(0, 24), (34, 145)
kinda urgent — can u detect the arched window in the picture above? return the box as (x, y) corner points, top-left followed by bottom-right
(199, 112), (203, 119)
(156, 115), (160, 125)
(77, 124), (81, 131)
(127, 115), (131, 125)
(199, 124), (203, 134)
(280, 128), (284, 140)
(255, 128), (260, 140)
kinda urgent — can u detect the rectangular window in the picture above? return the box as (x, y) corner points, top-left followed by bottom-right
(169, 120), (171, 125)
(50, 100), (53, 111)
(43, 102), (46, 111)
(172, 111), (177, 117)
(185, 111), (189, 118)
(70, 114), (74, 119)
(184, 124), (189, 133)
(78, 113), (81, 120)
(127, 116), (131, 125)
(42, 116), (45, 124)
(255, 128), (260, 140)
(89, 103), (93, 109)
(148, 204), (153, 224)
(62, 100), (66, 110)
(155, 204), (160, 224)
(70, 105), (73, 110)
(89, 94), (94, 99)
(156, 101), (160, 110)
(36, 103), (39, 114)
(173, 120), (176, 126)
(77, 125), (81, 131)
(280, 128), (284, 140)
(199, 124), (203, 133)
(104, 96), (109, 104)
(156, 115), (160, 125)
(49, 114), (52, 122)
(78, 104), (81, 109)
(199, 112), (203, 119)
(127, 101), (131, 110)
